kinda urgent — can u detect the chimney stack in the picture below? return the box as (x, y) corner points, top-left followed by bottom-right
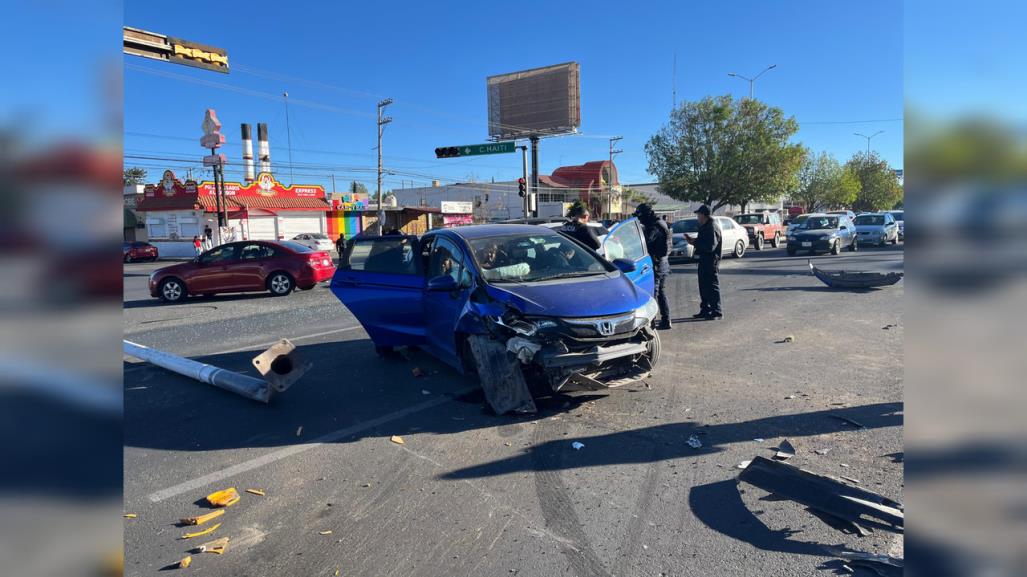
(241, 123), (255, 182)
(257, 123), (271, 174)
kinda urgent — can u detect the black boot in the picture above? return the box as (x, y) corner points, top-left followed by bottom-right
(656, 318), (673, 330)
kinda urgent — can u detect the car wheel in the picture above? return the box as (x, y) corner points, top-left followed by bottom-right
(159, 278), (186, 302)
(733, 240), (746, 258)
(892, 235), (898, 245)
(297, 284), (315, 291)
(849, 237), (858, 252)
(754, 234), (764, 251)
(771, 232), (780, 248)
(267, 272), (294, 296)
(830, 240), (840, 255)
(646, 328), (661, 368)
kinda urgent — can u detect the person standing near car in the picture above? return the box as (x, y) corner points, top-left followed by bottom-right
(634, 203), (673, 330)
(559, 205), (601, 251)
(192, 236), (203, 257)
(336, 232), (348, 263)
(203, 224), (213, 249)
(691, 205), (723, 320)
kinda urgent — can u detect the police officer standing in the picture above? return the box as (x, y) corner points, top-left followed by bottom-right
(691, 205), (723, 319)
(558, 205), (601, 251)
(634, 203), (673, 330)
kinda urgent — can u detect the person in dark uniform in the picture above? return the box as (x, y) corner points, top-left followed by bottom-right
(336, 233), (348, 266)
(690, 205), (723, 319)
(634, 203), (673, 330)
(558, 205), (601, 251)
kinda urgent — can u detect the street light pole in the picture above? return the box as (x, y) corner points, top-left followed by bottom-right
(283, 91), (294, 185)
(376, 98), (393, 235)
(608, 136), (623, 218)
(854, 130), (884, 160)
(727, 64), (777, 99)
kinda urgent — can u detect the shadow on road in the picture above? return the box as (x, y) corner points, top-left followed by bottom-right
(440, 402), (902, 479)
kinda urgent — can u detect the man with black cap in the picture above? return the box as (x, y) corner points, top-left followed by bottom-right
(633, 203), (673, 330)
(691, 205), (723, 319)
(559, 205), (601, 251)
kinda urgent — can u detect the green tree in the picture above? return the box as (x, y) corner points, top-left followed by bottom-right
(123, 167), (147, 186)
(350, 181), (369, 195)
(793, 151), (859, 212)
(845, 151), (903, 212)
(645, 95), (804, 212)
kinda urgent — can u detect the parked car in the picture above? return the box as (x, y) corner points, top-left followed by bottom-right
(826, 210), (857, 225)
(733, 211), (784, 250)
(853, 213), (900, 246)
(887, 210), (904, 240)
(149, 240), (335, 302)
(123, 241), (159, 262)
(292, 233), (335, 252)
(330, 223), (660, 413)
(669, 216), (748, 260)
(786, 214), (858, 255)
(786, 213), (811, 237)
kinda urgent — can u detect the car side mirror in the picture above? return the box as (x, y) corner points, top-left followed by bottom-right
(612, 258), (637, 273)
(427, 275), (459, 292)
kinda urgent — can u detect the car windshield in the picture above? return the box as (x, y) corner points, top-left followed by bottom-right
(854, 215), (885, 225)
(734, 214), (763, 225)
(802, 216), (839, 230)
(890, 212), (903, 221)
(309, 233), (328, 239)
(671, 219), (699, 233)
(278, 240), (315, 253)
(791, 215), (809, 225)
(467, 233), (610, 283)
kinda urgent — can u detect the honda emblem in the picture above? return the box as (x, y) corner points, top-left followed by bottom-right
(596, 320), (616, 336)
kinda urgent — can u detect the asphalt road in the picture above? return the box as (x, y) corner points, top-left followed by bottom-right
(123, 243), (904, 576)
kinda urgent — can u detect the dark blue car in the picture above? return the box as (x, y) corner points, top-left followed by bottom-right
(330, 221), (660, 414)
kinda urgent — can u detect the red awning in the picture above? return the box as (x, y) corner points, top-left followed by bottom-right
(229, 196), (331, 211)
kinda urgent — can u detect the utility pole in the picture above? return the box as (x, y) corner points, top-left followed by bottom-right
(854, 130), (884, 160)
(727, 64), (777, 99)
(283, 91), (294, 185)
(608, 136), (623, 218)
(330, 173), (336, 194)
(529, 136), (540, 218)
(376, 98), (394, 235)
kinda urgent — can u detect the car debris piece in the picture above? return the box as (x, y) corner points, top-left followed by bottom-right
(390, 435), (405, 445)
(571, 442), (585, 450)
(467, 335), (537, 415)
(180, 522), (221, 539)
(362, 482), (372, 488)
(195, 537), (229, 554)
(180, 509), (225, 526)
(123, 513), (137, 518)
(776, 335), (795, 343)
(296, 425), (303, 436)
(737, 456), (903, 532)
(250, 338), (312, 393)
(806, 508), (872, 537)
(816, 448), (831, 455)
(319, 530), (333, 535)
(774, 439), (795, 460)
(245, 489), (265, 496)
(206, 488), (241, 508)
(830, 414), (866, 428)
(737, 460), (752, 469)
(823, 546), (903, 577)
(840, 476), (862, 485)
(687, 435), (702, 449)
(506, 337), (542, 364)
(753, 438), (765, 443)
(177, 555), (192, 568)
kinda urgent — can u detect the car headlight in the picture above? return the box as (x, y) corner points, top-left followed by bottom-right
(636, 297), (659, 322)
(492, 315), (556, 337)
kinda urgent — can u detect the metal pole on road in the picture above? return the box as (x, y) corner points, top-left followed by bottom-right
(377, 98), (393, 235)
(520, 145), (528, 219)
(855, 130), (884, 159)
(123, 340), (273, 403)
(728, 64), (777, 99)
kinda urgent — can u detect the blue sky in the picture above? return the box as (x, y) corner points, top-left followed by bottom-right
(123, 0), (903, 191)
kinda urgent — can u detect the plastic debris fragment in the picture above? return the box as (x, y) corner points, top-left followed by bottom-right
(687, 435), (702, 449)
(245, 489), (266, 496)
(390, 435), (405, 445)
(206, 488), (241, 508)
(571, 442), (585, 450)
(181, 523), (221, 539)
(177, 556), (192, 568)
(180, 509), (225, 526)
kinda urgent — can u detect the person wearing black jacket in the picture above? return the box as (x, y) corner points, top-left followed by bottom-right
(691, 205), (723, 319)
(634, 203), (673, 330)
(558, 206), (601, 251)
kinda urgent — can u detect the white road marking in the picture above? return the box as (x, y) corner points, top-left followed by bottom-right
(146, 385), (478, 503)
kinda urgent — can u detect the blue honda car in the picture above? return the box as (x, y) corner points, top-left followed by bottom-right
(330, 221), (660, 414)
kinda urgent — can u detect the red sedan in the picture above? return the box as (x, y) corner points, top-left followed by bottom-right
(149, 240), (335, 302)
(123, 241), (159, 262)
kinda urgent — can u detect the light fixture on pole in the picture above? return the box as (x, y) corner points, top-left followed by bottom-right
(608, 136), (623, 218)
(854, 130), (884, 159)
(376, 98), (394, 235)
(727, 64), (777, 99)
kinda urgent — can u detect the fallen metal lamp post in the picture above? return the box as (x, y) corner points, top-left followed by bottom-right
(123, 339), (310, 403)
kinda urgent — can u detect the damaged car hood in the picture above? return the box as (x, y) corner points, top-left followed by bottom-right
(484, 273), (650, 318)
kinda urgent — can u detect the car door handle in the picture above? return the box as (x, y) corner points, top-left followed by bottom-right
(641, 264), (652, 273)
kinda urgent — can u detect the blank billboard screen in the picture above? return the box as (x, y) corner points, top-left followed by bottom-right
(487, 62), (580, 140)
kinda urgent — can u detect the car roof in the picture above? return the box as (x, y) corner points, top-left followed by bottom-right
(433, 224), (561, 240)
(538, 221), (604, 229)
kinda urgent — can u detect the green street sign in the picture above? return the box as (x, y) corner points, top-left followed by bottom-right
(436, 141), (515, 158)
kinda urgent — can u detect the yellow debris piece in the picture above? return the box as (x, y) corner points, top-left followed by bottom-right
(177, 556), (192, 568)
(199, 537), (229, 554)
(335, 569), (340, 576)
(390, 435), (405, 445)
(123, 513), (137, 518)
(181, 522), (221, 539)
(245, 489), (266, 496)
(180, 508), (225, 526)
(206, 488), (241, 508)
(319, 530), (333, 535)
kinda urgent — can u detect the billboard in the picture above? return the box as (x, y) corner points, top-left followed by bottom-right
(441, 201), (474, 214)
(487, 62), (580, 140)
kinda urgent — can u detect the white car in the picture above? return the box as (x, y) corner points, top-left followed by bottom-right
(669, 216), (749, 260)
(292, 233), (335, 252)
(887, 210), (904, 240)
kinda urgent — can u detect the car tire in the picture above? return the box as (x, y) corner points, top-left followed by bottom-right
(754, 234), (764, 251)
(733, 240), (746, 258)
(298, 284), (315, 291)
(892, 235), (898, 245)
(267, 272), (294, 296)
(830, 240), (840, 255)
(849, 237), (858, 252)
(771, 232), (780, 248)
(159, 278), (186, 303)
(646, 327), (661, 368)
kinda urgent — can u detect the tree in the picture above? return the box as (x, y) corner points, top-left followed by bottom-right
(792, 151), (859, 212)
(645, 95), (804, 212)
(622, 187), (657, 206)
(123, 167), (147, 186)
(349, 181), (368, 195)
(566, 199), (586, 218)
(845, 151), (903, 212)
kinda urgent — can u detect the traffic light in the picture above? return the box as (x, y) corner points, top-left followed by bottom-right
(517, 178), (527, 197)
(435, 146), (460, 158)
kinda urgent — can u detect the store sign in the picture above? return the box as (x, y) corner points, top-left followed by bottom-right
(145, 170), (199, 198)
(197, 172), (325, 198)
(441, 201), (473, 214)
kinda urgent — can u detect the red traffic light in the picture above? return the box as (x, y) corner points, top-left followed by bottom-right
(517, 178), (527, 197)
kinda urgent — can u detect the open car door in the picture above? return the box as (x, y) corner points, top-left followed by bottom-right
(330, 235), (426, 347)
(602, 217), (655, 295)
